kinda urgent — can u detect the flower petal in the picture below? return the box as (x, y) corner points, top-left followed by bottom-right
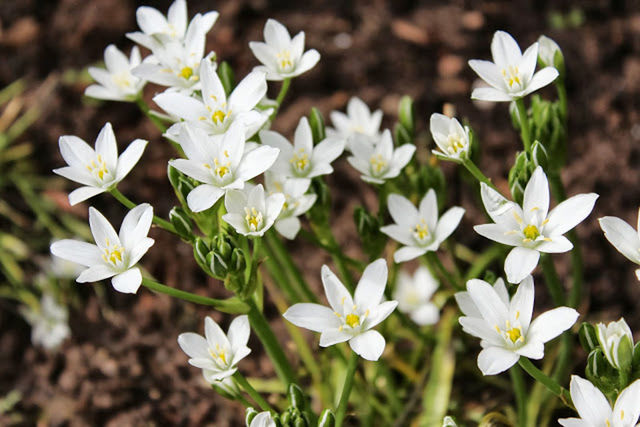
(319, 328), (352, 347)
(528, 307), (578, 344)
(68, 186), (107, 205)
(568, 375), (612, 423)
(349, 330), (385, 361)
(504, 247), (540, 284)
(435, 206), (465, 243)
(321, 265), (353, 313)
(599, 216), (640, 264)
(89, 207), (120, 249)
(612, 378), (640, 424)
(545, 193), (598, 236)
(50, 240), (102, 267)
(187, 184), (224, 212)
(76, 264), (115, 283)
(523, 167), (549, 223)
(177, 332), (210, 359)
(227, 315), (250, 352)
(387, 194), (418, 226)
(393, 246), (427, 263)
(116, 139), (148, 181)
(477, 346), (519, 375)
(283, 303), (340, 333)
(354, 259), (387, 310)
(111, 267), (142, 293)
(466, 279), (509, 327)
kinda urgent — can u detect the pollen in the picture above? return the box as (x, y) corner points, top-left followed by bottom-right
(523, 224), (540, 241)
(101, 239), (125, 267)
(446, 133), (466, 154)
(345, 314), (360, 328)
(245, 207), (264, 231)
(369, 154), (387, 175)
(86, 155), (109, 181)
(506, 327), (523, 343)
(211, 110), (227, 124)
(276, 50), (294, 71)
(211, 157), (231, 179)
(179, 66), (194, 79)
(413, 220), (430, 241)
(290, 149), (310, 174)
(501, 65), (522, 88)
(209, 346), (228, 365)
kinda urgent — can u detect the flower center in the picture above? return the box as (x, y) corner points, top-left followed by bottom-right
(211, 110), (227, 125)
(446, 133), (466, 154)
(276, 50), (294, 72)
(209, 344), (228, 366)
(112, 72), (132, 89)
(506, 327), (522, 343)
(204, 150), (232, 181)
(244, 207), (264, 231)
(495, 318), (525, 346)
(86, 155), (110, 181)
(523, 224), (540, 241)
(369, 154), (388, 175)
(413, 219), (430, 242)
(290, 149), (310, 175)
(179, 66), (194, 80)
(102, 239), (125, 268)
(345, 313), (360, 328)
(501, 65), (522, 90)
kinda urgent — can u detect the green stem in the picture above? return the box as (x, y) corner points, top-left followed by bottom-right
(335, 351), (359, 427)
(246, 298), (297, 386)
(510, 365), (528, 426)
(274, 79), (291, 107)
(232, 372), (274, 412)
(540, 254), (565, 306)
(518, 357), (573, 409)
(461, 157), (498, 191)
(556, 80), (568, 120)
(140, 277), (249, 313)
(465, 244), (505, 281)
(425, 252), (462, 291)
(515, 98), (531, 152)
(109, 188), (178, 235)
(299, 229), (365, 270)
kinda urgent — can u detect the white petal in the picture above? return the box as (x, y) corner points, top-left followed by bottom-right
(227, 315), (250, 351)
(236, 145), (280, 181)
(393, 246), (427, 263)
(523, 67), (559, 96)
(119, 203), (153, 248)
(545, 193), (598, 236)
(454, 291), (480, 318)
(153, 92), (208, 121)
(169, 159), (212, 184)
(95, 122), (118, 169)
(111, 268), (142, 293)
(187, 185), (224, 212)
(89, 207), (120, 249)
(294, 50), (320, 76)
(319, 328), (352, 347)
(568, 375), (612, 423)
(264, 19), (291, 49)
(523, 166), (549, 222)
(127, 237), (155, 266)
(321, 265), (353, 312)
(349, 330), (385, 361)
(380, 224), (415, 246)
(474, 223), (522, 246)
(527, 307), (578, 343)
(312, 137), (345, 166)
(418, 189), (438, 228)
(387, 193), (418, 226)
(283, 303), (340, 332)
(229, 71), (267, 113)
(557, 419), (589, 427)
(275, 216), (301, 240)
(354, 259), (387, 310)
(458, 316), (503, 346)
(409, 304), (440, 326)
(471, 87), (513, 102)
(76, 264), (115, 283)
(467, 279), (509, 327)
(177, 332), (210, 359)
(504, 247), (540, 284)
(205, 316), (231, 349)
(365, 300), (398, 329)
(536, 236), (573, 253)
(116, 139), (148, 181)
(435, 206), (465, 243)
(491, 31), (522, 67)
(58, 135), (95, 169)
(50, 240), (102, 267)
(477, 346), (519, 375)
(68, 186), (106, 205)
(136, 6), (167, 35)
(468, 60), (505, 90)
(510, 275), (534, 330)
(612, 379), (640, 424)
(599, 216), (640, 263)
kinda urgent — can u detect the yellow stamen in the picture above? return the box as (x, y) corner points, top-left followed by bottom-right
(276, 50), (293, 71)
(345, 314), (360, 328)
(523, 224), (540, 240)
(413, 220), (429, 241)
(211, 110), (227, 124)
(244, 207), (263, 231)
(369, 154), (387, 174)
(290, 149), (309, 173)
(86, 155), (109, 181)
(180, 66), (194, 79)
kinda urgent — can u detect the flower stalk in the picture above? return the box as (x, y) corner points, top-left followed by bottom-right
(335, 351), (359, 427)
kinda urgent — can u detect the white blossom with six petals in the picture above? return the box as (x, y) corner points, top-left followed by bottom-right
(347, 129), (415, 184)
(222, 184), (285, 237)
(327, 97), (383, 150)
(599, 209), (640, 280)
(86, 45), (146, 102)
(394, 266), (440, 326)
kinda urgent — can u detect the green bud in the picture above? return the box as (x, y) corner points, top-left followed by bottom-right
(294, 417), (307, 427)
(207, 251), (228, 278)
(530, 140), (548, 169)
(193, 238), (212, 275)
(167, 164), (181, 190)
(618, 335), (634, 373)
(353, 206), (386, 259)
(318, 409), (335, 427)
(169, 207), (193, 239)
(213, 235), (233, 259)
(578, 322), (599, 353)
(245, 407), (258, 426)
(309, 107), (326, 144)
(585, 348), (619, 401)
(288, 383), (306, 409)
(230, 248), (246, 273)
(217, 61), (235, 97)
(177, 178), (195, 203)
(281, 410), (292, 425)
(508, 151), (532, 205)
(394, 122), (412, 146)
(398, 95), (415, 136)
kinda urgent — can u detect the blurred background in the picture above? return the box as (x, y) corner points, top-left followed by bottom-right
(1, 0), (639, 425)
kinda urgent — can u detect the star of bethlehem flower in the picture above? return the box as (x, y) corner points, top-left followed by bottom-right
(177, 315), (251, 383)
(327, 97), (383, 150)
(474, 166), (598, 284)
(169, 122), (279, 212)
(283, 259), (398, 361)
(394, 266), (440, 326)
(456, 275), (578, 375)
(380, 189), (465, 263)
(223, 184), (285, 237)
(20, 294), (70, 350)
(347, 129), (415, 184)
(127, 0), (218, 51)
(260, 117), (344, 180)
(597, 318), (634, 370)
(50, 204), (155, 294)
(131, 13), (215, 92)
(264, 172), (317, 239)
(429, 113), (470, 160)
(53, 122), (148, 206)
(249, 412), (276, 427)
(468, 30), (559, 102)
(49, 243), (85, 279)
(559, 376), (640, 427)
(599, 209), (640, 280)
(249, 18), (320, 81)
(85, 45), (146, 102)
(155, 59), (269, 139)
(537, 35), (563, 69)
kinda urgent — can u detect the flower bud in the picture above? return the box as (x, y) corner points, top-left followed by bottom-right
(217, 61), (235, 97)
(530, 140), (549, 169)
(353, 206), (386, 259)
(537, 35), (565, 77)
(318, 409), (335, 427)
(398, 95), (415, 137)
(508, 151), (531, 205)
(597, 318), (634, 370)
(288, 383), (306, 409)
(578, 322), (599, 353)
(169, 207), (193, 240)
(586, 348), (619, 399)
(394, 122), (412, 146)
(207, 252), (228, 278)
(245, 407), (259, 426)
(230, 248), (246, 274)
(213, 235), (233, 260)
(309, 107), (326, 144)
(193, 237), (212, 275)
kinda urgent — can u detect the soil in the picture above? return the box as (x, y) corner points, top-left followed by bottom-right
(1, 0), (640, 425)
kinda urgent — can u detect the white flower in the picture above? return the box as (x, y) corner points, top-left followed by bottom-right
(223, 184), (285, 237)
(50, 204), (155, 294)
(155, 60), (269, 139)
(283, 259), (398, 361)
(456, 275), (578, 375)
(249, 412), (276, 427)
(249, 19), (320, 81)
(264, 172), (317, 239)
(260, 117), (344, 179)
(347, 129), (415, 184)
(177, 315), (251, 382)
(475, 166), (598, 284)
(537, 35), (562, 68)
(599, 210), (640, 280)
(327, 97), (383, 150)
(468, 31), (559, 102)
(597, 318), (634, 370)
(131, 13), (214, 92)
(394, 266), (440, 326)
(429, 113), (470, 160)
(48, 244), (85, 279)
(20, 294), (70, 350)
(53, 122), (148, 206)
(380, 190), (465, 263)
(169, 123), (279, 212)
(559, 376), (640, 427)
(85, 45), (145, 102)
(127, 0), (218, 50)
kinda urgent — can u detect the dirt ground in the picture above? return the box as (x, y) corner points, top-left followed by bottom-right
(1, 0), (640, 425)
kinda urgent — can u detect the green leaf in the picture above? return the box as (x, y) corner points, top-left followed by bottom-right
(398, 95), (415, 136)
(309, 107), (326, 144)
(217, 61), (235, 97)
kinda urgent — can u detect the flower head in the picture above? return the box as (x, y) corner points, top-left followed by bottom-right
(249, 19), (320, 81)
(264, 172), (317, 239)
(475, 166), (598, 283)
(260, 117), (344, 180)
(50, 204), (155, 294)
(394, 266), (440, 326)
(597, 318), (634, 370)
(53, 122), (148, 205)
(429, 113), (470, 160)
(327, 97), (383, 150)
(456, 275), (578, 375)
(537, 35), (563, 69)
(380, 190), (465, 263)
(155, 60), (270, 139)
(249, 412), (276, 427)
(86, 45), (145, 102)
(559, 376), (640, 427)
(284, 259), (398, 361)
(20, 294), (70, 350)
(223, 184), (285, 237)
(468, 31), (559, 102)
(599, 210), (640, 280)
(169, 123), (279, 212)
(347, 129), (415, 184)
(178, 315), (251, 382)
